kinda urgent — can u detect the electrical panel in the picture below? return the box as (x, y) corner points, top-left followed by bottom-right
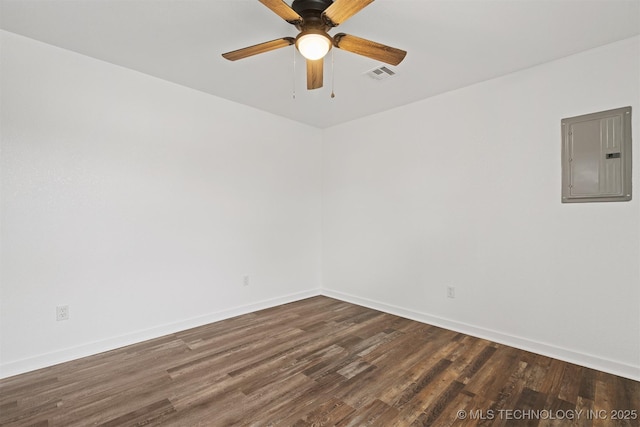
(561, 107), (632, 203)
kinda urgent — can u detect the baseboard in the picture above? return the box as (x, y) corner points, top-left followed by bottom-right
(4, 288), (637, 381)
(321, 288), (640, 381)
(0, 288), (322, 379)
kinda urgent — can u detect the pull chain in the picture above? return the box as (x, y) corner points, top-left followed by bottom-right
(330, 48), (336, 98)
(292, 46), (296, 99)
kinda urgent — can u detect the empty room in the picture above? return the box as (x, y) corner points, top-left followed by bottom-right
(1, 0), (639, 425)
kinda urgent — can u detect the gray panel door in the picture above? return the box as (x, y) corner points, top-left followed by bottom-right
(562, 107), (631, 203)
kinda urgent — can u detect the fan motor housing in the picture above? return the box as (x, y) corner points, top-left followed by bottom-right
(292, 0), (333, 31)
(291, 0), (332, 15)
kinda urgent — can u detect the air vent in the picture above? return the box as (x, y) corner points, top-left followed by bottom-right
(365, 66), (396, 81)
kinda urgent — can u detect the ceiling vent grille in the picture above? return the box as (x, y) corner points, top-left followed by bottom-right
(365, 66), (396, 81)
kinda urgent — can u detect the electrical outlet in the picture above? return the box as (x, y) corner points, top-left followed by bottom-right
(56, 305), (69, 321)
(243, 275), (249, 287)
(447, 286), (455, 299)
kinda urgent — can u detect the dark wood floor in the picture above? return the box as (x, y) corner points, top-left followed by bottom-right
(1, 296), (638, 426)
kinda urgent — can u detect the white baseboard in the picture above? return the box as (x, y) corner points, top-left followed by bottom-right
(4, 288), (638, 382)
(321, 288), (640, 382)
(0, 288), (322, 379)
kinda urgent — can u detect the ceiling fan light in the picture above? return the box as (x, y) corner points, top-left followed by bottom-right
(296, 32), (332, 60)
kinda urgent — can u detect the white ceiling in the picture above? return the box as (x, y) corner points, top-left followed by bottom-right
(1, 0), (639, 128)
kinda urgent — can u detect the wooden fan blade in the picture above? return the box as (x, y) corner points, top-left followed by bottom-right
(222, 37), (295, 61)
(334, 33), (406, 65)
(307, 59), (323, 90)
(258, 0), (303, 24)
(322, 0), (374, 27)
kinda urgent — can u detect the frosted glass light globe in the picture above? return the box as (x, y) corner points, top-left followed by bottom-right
(297, 33), (331, 60)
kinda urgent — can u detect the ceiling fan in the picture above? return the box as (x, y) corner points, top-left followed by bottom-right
(222, 0), (407, 90)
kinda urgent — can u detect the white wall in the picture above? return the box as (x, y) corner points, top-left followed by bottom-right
(0, 31), (322, 377)
(322, 36), (640, 380)
(2, 29), (638, 382)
